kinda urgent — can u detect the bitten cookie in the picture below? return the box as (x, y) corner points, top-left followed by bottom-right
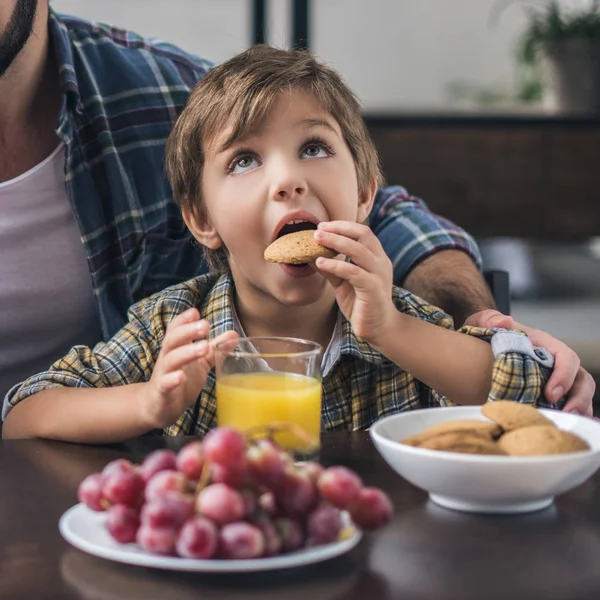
(401, 419), (502, 447)
(498, 425), (590, 456)
(264, 230), (336, 264)
(417, 430), (506, 455)
(481, 400), (555, 432)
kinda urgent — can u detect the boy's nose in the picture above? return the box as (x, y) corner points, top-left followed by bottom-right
(271, 161), (307, 201)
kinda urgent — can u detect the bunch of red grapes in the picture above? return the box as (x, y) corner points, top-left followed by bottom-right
(77, 427), (393, 560)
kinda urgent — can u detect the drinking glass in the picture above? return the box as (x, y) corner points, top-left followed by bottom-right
(215, 337), (322, 459)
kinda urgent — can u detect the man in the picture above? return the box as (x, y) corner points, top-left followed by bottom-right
(0, 0), (594, 417)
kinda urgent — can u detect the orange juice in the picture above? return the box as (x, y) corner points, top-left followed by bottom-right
(216, 372), (322, 453)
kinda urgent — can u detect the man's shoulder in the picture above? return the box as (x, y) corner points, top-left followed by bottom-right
(55, 12), (212, 97)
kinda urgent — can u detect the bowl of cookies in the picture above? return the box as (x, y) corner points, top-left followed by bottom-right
(370, 402), (600, 514)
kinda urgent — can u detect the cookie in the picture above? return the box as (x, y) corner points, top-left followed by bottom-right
(481, 401), (555, 432)
(498, 425), (590, 456)
(264, 230), (336, 264)
(417, 430), (506, 455)
(401, 419), (502, 447)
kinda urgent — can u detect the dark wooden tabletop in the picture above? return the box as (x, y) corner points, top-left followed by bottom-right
(1, 432), (600, 600)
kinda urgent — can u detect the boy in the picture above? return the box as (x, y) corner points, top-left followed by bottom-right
(2, 46), (554, 443)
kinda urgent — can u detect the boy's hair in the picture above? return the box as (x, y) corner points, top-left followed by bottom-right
(165, 45), (383, 273)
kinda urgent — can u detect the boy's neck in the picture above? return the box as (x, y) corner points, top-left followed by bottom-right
(234, 291), (339, 352)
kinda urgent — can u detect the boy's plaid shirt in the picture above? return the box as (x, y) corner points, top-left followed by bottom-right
(49, 10), (481, 342)
(5, 274), (551, 434)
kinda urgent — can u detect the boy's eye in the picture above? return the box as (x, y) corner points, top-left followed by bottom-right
(301, 143), (329, 159)
(230, 155), (258, 174)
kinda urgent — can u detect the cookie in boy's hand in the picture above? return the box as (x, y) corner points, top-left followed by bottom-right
(264, 230), (337, 264)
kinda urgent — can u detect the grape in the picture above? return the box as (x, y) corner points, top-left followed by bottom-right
(210, 459), (249, 488)
(176, 516), (219, 559)
(195, 483), (245, 525)
(246, 439), (287, 487)
(141, 492), (194, 529)
(102, 469), (144, 508)
(219, 522), (265, 559)
(307, 504), (342, 545)
(317, 466), (362, 509)
(298, 461), (324, 485)
(78, 473), (105, 511)
(276, 468), (318, 516)
(176, 441), (205, 479)
(273, 517), (304, 552)
(240, 489), (258, 519)
(258, 492), (277, 517)
(254, 518), (282, 557)
(101, 458), (134, 480)
(349, 487), (394, 529)
(106, 504), (140, 544)
(203, 427), (245, 469)
(145, 470), (189, 502)
(140, 449), (177, 482)
(136, 525), (178, 555)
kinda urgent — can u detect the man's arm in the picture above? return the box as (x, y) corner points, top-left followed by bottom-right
(403, 250), (495, 327)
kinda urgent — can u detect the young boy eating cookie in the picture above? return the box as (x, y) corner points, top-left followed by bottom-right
(2, 46), (554, 443)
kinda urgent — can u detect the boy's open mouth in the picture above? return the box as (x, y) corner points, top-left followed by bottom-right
(274, 220), (318, 268)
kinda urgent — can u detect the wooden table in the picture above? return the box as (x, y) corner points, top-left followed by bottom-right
(1, 432), (600, 599)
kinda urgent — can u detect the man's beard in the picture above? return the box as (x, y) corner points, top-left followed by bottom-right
(0, 0), (39, 78)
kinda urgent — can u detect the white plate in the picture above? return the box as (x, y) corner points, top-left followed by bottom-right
(59, 503), (362, 572)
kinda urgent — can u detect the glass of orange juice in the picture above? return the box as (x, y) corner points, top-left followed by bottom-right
(215, 337), (322, 459)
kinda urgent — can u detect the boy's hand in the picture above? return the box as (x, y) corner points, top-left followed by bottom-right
(142, 308), (238, 429)
(314, 221), (395, 343)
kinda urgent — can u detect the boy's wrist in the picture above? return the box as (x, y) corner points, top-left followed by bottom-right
(365, 308), (403, 354)
(135, 382), (164, 431)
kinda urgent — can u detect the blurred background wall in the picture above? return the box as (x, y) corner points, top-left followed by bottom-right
(51, 0), (592, 111)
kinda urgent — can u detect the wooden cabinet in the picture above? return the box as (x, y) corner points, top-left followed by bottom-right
(366, 115), (600, 239)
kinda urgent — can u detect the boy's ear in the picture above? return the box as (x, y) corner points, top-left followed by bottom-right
(356, 177), (378, 224)
(182, 206), (223, 250)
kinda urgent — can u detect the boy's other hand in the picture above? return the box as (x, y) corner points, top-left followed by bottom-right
(142, 307), (239, 429)
(313, 221), (395, 343)
(465, 309), (595, 417)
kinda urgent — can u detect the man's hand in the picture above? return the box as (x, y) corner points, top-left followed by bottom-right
(465, 309), (596, 416)
(142, 308), (238, 428)
(313, 221), (395, 344)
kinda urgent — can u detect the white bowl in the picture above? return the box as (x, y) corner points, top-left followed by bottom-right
(370, 406), (600, 514)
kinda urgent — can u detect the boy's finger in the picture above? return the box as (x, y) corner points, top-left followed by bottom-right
(315, 256), (372, 290)
(317, 221), (382, 253)
(166, 307), (201, 331)
(156, 370), (185, 393)
(162, 319), (210, 353)
(208, 331), (240, 368)
(162, 341), (209, 373)
(314, 230), (379, 274)
(313, 258), (344, 289)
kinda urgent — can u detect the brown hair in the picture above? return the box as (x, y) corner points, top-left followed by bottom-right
(165, 45), (383, 273)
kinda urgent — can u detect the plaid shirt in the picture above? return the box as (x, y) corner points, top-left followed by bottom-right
(49, 10), (481, 342)
(4, 274), (551, 434)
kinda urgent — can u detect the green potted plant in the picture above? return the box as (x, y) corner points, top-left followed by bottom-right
(493, 1), (600, 112)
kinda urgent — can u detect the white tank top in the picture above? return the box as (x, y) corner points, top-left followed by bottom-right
(0, 144), (102, 401)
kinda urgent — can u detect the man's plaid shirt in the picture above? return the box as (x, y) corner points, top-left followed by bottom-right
(48, 10), (481, 342)
(4, 274), (551, 434)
